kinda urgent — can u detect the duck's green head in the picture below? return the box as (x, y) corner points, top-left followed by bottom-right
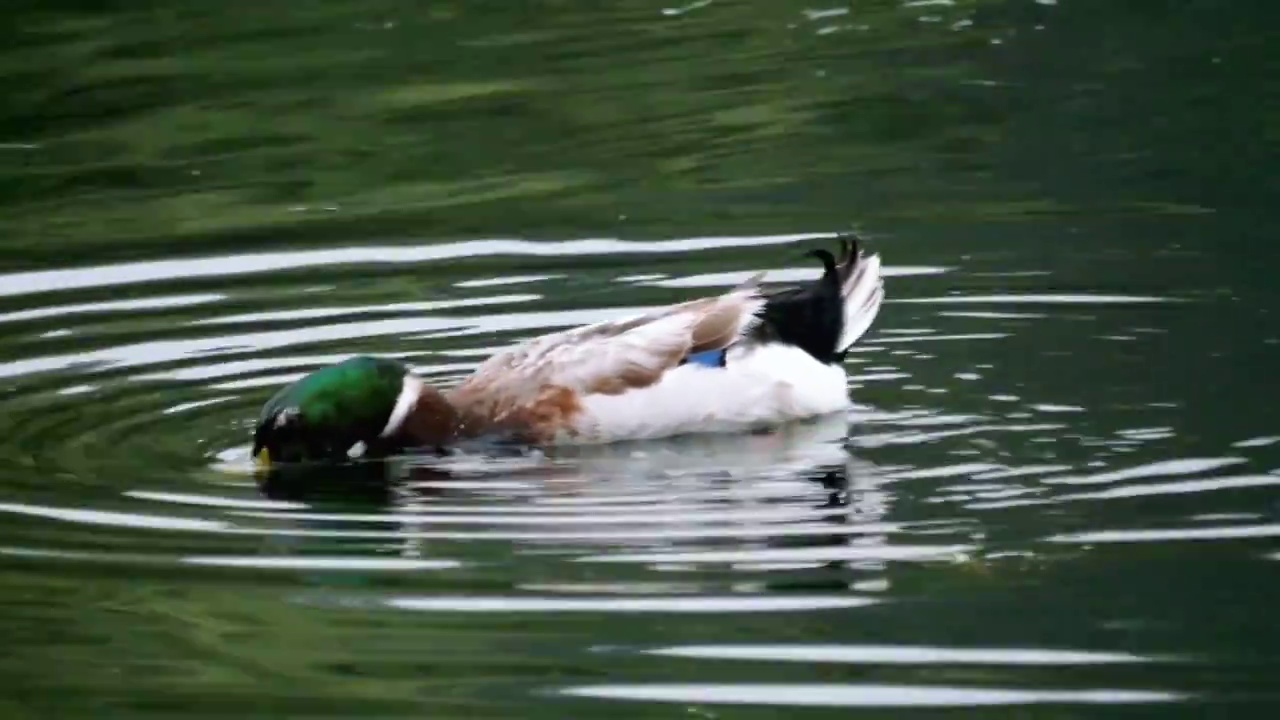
(251, 355), (412, 469)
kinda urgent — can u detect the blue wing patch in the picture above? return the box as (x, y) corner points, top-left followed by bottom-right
(683, 349), (727, 368)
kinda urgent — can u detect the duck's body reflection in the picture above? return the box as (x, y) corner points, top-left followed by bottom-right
(248, 412), (903, 595)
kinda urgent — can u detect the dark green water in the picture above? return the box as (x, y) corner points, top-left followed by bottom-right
(2, 0), (1279, 717)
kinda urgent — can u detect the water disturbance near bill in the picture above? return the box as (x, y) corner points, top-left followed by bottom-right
(2, 0), (1280, 718)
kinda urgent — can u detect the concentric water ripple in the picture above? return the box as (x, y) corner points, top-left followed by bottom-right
(1, 233), (1277, 714)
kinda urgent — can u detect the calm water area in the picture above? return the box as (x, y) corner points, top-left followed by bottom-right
(2, 1), (1278, 717)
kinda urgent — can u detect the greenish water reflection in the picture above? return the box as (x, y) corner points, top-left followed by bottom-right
(1, 0), (1278, 718)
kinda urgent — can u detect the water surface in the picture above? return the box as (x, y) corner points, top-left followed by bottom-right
(2, 0), (1279, 717)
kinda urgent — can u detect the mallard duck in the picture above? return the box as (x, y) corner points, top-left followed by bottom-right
(250, 235), (884, 468)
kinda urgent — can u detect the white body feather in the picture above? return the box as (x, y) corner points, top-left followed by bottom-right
(564, 343), (851, 444)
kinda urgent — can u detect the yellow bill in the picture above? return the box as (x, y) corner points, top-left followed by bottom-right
(254, 447), (271, 469)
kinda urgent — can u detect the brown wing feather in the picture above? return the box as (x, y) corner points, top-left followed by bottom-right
(446, 275), (765, 438)
(689, 298), (752, 355)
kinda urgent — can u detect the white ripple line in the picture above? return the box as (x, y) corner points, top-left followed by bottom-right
(1039, 457), (1249, 486)
(0, 233), (832, 298)
(125, 490), (307, 511)
(0, 503), (228, 532)
(1046, 524), (1280, 544)
(575, 544), (973, 564)
(645, 265), (952, 288)
(555, 683), (1184, 706)
(180, 555), (461, 571)
(215, 523), (907, 542)
(1055, 475), (1280, 501)
(0, 293), (224, 323)
(893, 294), (1174, 304)
(646, 644), (1157, 665)
(1233, 435), (1280, 448)
(384, 595), (876, 613)
(228, 506), (847, 526)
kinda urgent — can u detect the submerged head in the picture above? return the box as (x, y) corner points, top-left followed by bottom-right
(251, 355), (413, 469)
(250, 355), (465, 470)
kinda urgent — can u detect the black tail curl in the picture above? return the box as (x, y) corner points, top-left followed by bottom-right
(751, 234), (865, 364)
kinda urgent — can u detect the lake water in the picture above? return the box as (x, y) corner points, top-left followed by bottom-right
(2, 1), (1279, 717)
